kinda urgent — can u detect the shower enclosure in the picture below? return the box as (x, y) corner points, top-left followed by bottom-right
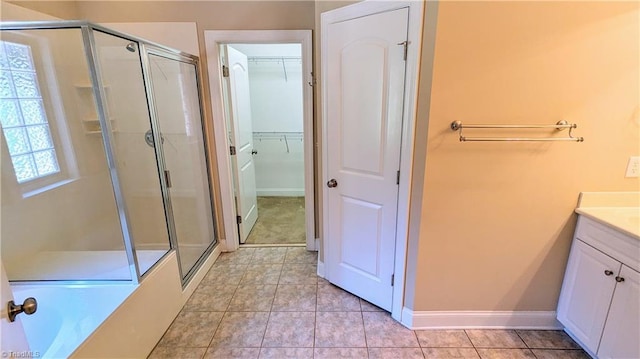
(0, 21), (217, 285)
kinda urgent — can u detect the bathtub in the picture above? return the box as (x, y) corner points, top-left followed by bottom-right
(8, 248), (220, 358)
(11, 283), (136, 358)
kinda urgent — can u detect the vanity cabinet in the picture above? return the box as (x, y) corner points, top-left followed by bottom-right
(597, 265), (639, 359)
(557, 216), (640, 359)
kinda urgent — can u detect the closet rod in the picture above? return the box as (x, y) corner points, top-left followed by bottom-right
(253, 131), (303, 136)
(247, 56), (301, 62)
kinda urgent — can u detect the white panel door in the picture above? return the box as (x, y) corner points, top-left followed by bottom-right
(557, 240), (621, 354)
(1, 263), (31, 354)
(325, 7), (409, 310)
(225, 45), (258, 244)
(598, 265), (640, 359)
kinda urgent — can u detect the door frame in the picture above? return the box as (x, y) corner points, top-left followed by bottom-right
(205, 30), (315, 252)
(321, 0), (424, 321)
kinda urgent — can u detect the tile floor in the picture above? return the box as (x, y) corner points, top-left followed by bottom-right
(148, 247), (589, 359)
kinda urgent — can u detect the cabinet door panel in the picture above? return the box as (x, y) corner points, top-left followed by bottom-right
(557, 240), (621, 354)
(598, 265), (640, 359)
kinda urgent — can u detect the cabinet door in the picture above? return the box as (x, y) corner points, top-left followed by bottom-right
(557, 240), (621, 354)
(598, 265), (640, 359)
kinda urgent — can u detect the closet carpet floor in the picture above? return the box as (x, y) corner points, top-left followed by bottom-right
(148, 247), (590, 359)
(245, 197), (305, 245)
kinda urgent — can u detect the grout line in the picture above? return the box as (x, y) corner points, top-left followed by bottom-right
(260, 304), (273, 350)
(355, 301), (370, 358)
(514, 329), (540, 359)
(463, 329), (484, 358)
(410, 325), (421, 351)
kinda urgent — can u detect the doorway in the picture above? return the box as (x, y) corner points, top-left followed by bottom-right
(225, 43), (306, 245)
(205, 31), (315, 251)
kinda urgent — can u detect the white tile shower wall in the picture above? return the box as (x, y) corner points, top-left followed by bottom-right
(1, 23), (126, 273)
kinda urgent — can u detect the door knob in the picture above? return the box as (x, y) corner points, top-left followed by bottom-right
(604, 270), (614, 276)
(8, 297), (37, 322)
(615, 276), (625, 283)
(327, 179), (338, 188)
(251, 149), (258, 155)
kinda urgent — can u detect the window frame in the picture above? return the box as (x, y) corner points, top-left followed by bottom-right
(1, 31), (78, 197)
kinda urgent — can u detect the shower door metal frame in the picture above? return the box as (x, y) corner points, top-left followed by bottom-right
(141, 46), (219, 285)
(81, 25), (142, 284)
(0, 21), (218, 285)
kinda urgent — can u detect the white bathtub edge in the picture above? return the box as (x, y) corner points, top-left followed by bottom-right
(70, 246), (221, 359)
(70, 251), (180, 358)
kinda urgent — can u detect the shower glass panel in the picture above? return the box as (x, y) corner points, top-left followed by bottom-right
(147, 52), (216, 279)
(91, 31), (170, 276)
(0, 28), (132, 281)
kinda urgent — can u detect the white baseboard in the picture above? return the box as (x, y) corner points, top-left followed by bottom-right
(256, 189), (305, 197)
(317, 260), (325, 278)
(220, 238), (230, 252)
(401, 308), (562, 330)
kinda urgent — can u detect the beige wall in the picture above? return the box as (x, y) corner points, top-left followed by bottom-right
(408, 1), (640, 311)
(4, 0), (79, 19)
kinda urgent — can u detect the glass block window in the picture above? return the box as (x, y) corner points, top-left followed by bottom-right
(0, 40), (60, 183)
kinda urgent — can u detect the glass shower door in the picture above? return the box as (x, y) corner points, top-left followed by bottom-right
(91, 31), (171, 276)
(146, 51), (216, 280)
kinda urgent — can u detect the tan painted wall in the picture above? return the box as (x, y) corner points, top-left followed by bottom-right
(4, 0), (79, 19)
(408, 1), (640, 311)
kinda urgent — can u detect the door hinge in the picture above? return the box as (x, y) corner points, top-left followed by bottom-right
(396, 170), (400, 185)
(236, 215), (242, 224)
(397, 41), (408, 61)
(164, 170), (172, 188)
(391, 274), (395, 286)
(230, 145), (237, 155)
(222, 65), (230, 78)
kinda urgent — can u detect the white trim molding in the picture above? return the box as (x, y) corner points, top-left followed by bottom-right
(401, 308), (562, 330)
(317, 260), (325, 278)
(204, 30), (315, 252)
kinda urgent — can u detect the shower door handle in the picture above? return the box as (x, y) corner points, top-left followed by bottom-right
(164, 170), (172, 188)
(8, 297), (37, 322)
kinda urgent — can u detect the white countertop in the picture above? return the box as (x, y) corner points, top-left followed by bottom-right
(576, 192), (640, 240)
